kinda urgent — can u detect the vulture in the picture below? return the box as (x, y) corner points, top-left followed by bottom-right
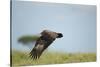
(29, 30), (63, 60)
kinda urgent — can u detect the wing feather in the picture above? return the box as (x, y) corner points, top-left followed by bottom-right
(29, 32), (56, 60)
(29, 44), (44, 60)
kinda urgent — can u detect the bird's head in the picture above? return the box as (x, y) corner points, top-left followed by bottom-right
(57, 33), (63, 38)
(41, 30), (63, 39)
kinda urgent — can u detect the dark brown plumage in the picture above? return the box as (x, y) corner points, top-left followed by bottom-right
(29, 30), (63, 60)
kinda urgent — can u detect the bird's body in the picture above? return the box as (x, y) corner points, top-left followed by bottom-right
(29, 30), (63, 60)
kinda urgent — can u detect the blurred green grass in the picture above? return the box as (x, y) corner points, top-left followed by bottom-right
(11, 50), (96, 66)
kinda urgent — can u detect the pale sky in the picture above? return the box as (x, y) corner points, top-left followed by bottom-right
(12, 1), (96, 53)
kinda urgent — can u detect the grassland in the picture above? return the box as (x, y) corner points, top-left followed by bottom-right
(11, 50), (96, 66)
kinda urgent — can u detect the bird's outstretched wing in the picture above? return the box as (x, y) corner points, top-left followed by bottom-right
(29, 30), (63, 60)
(29, 44), (44, 60)
(29, 36), (52, 60)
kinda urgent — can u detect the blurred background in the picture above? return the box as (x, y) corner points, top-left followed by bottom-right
(11, 1), (96, 66)
(12, 1), (96, 53)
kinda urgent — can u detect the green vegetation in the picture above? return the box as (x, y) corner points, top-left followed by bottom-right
(18, 35), (39, 44)
(11, 50), (96, 66)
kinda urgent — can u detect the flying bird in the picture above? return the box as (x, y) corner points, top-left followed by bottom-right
(29, 30), (63, 60)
